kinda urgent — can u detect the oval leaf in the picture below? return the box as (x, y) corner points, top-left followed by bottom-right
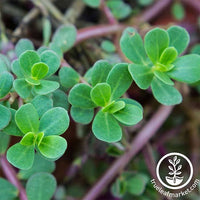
(38, 135), (67, 159)
(128, 64), (153, 89)
(15, 103), (39, 134)
(0, 105), (11, 130)
(33, 80), (59, 95)
(40, 50), (60, 77)
(107, 63), (132, 100)
(7, 143), (35, 170)
(92, 110), (122, 143)
(0, 72), (13, 98)
(13, 79), (32, 99)
(90, 83), (111, 107)
(151, 77), (182, 105)
(71, 106), (94, 124)
(167, 54), (200, 83)
(91, 60), (112, 86)
(144, 28), (169, 64)
(31, 62), (49, 80)
(167, 26), (189, 55)
(113, 104), (143, 126)
(120, 27), (147, 64)
(39, 107), (69, 136)
(59, 67), (79, 89)
(26, 172), (56, 200)
(68, 83), (96, 108)
(19, 50), (40, 77)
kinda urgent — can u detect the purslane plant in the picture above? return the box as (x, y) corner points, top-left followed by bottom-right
(0, 23), (200, 200)
(120, 26), (200, 105)
(69, 60), (143, 143)
(6, 103), (69, 169)
(12, 48), (60, 99)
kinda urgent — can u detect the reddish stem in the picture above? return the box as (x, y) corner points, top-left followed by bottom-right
(76, 24), (125, 44)
(137, 0), (172, 22)
(100, 0), (117, 25)
(82, 105), (174, 200)
(0, 155), (27, 200)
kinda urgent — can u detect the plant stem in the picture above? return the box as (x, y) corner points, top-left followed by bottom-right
(82, 105), (174, 200)
(137, 0), (173, 23)
(76, 24), (125, 44)
(0, 155), (27, 200)
(100, 0), (117, 25)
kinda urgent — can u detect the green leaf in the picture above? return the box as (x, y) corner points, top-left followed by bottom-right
(36, 132), (44, 146)
(15, 103), (39, 134)
(151, 77), (182, 105)
(37, 46), (49, 55)
(19, 50), (40, 77)
(0, 105), (11, 130)
(102, 101), (125, 113)
(33, 80), (59, 95)
(190, 44), (200, 55)
(118, 98), (143, 110)
(26, 172), (56, 200)
(15, 39), (34, 57)
(120, 27), (147, 64)
(83, 0), (100, 8)
(52, 25), (77, 52)
(113, 104), (143, 126)
(20, 132), (36, 146)
(68, 83), (96, 108)
(126, 174), (149, 196)
(71, 106), (94, 124)
(31, 62), (49, 80)
(39, 107), (69, 136)
(11, 60), (24, 78)
(84, 68), (93, 84)
(3, 109), (23, 136)
(43, 17), (51, 46)
(128, 64), (153, 89)
(91, 60), (112, 86)
(171, 2), (185, 21)
(0, 132), (10, 154)
(31, 95), (53, 118)
(14, 79), (32, 98)
(90, 83), (111, 107)
(0, 55), (9, 74)
(59, 67), (80, 89)
(154, 71), (174, 85)
(107, 63), (132, 100)
(101, 40), (116, 53)
(144, 28), (169, 64)
(111, 178), (127, 198)
(40, 50), (60, 77)
(25, 77), (40, 85)
(0, 178), (18, 200)
(167, 26), (189, 55)
(138, 0), (153, 6)
(7, 143), (35, 170)
(159, 47), (178, 66)
(18, 153), (55, 180)
(167, 54), (200, 83)
(107, 0), (131, 19)
(92, 110), (122, 143)
(38, 135), (67, 159)
(52, 89), (69, 110)
(0, 72), (13, 98)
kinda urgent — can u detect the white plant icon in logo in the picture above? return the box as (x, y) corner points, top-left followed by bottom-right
(165, 156), (184, 186)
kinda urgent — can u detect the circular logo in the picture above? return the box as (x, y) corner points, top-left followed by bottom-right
(156, 152), (193, 190)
